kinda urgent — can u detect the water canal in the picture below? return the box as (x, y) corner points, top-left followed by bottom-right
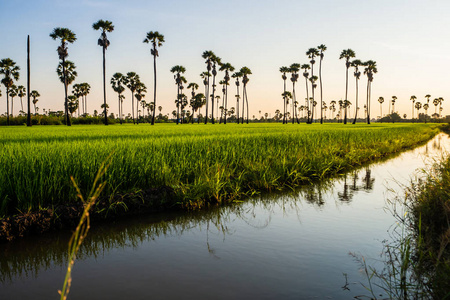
(1, 133), (449, 299)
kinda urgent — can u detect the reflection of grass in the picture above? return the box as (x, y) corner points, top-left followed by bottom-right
(354, 149), (450, 299)
(58, 155), (111, 300)
(0, 123), (441, 218)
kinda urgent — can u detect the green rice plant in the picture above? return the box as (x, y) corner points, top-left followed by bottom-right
(0, 123), (442, 218)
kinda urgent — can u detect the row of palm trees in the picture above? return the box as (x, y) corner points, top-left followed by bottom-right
(280, 47), (378, 125)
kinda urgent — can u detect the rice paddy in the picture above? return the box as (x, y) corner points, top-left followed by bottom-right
(0, 123), (442, 218)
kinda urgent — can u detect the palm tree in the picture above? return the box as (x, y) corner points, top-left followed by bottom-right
(170, 65), (186, 124)
(30, 90), (40, 114)
(124, 72), (140, 124)
(232, 71), (242, 123)
(8, 85), (17, 117)
(410, 95), (417, 122)
(279, 66), (289, 124)
(93, 20), (114, 125)
(339, 49), (356, 124)
(111, 72), (126, 124)
(240, 67), (252, 124)
(282, 91), (292, 121)
(423, 103), (429, 123)
(219, 62), (234, 124)
(317, 44), (327, 124)
(433, 98), (439, 120)
(143, 31), (164, 125)
(378, 97), (384, 121)
(289, 63), (300, 124)
(351, 59), (362, 124)
(391, 96), (397, 115)
(438, 97), (444, 120)
(306, 48), (319, 124)
(363, 60), (377, 124)
(50, 27), (76, 126)
(210, 54), (221, 124)
(309, 75), (318, 122)
(0, 58), (20, 125)
(135, 81), (147, 122)
(67, 95), (78, 116)
(415, 101), (422, 121)
(17, 85), (26, 113)
(187, 82), (199, 122)
(57, 59), (77, 122)
(72, 83), (83, 117)
(301, 64), (310, 123)
(81, 82), (91, 116)
(202, 50), (215, 124)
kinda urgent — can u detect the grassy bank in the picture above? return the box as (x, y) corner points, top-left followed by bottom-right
(0, 123), (441, 220)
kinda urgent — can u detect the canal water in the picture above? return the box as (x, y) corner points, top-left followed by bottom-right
(1, 133), (449, 299)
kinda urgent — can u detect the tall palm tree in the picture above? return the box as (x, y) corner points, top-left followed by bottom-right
(317, 44), (327, 124)
(210, 54), (221, 124)
(135, 81), (147, 122)
(339, 49), (356, 124)
(111, 72), (126, 124)
(170, 65), (186, 124)
(72, 83), (83, 116)
(17, 85), (26, 113)
(200, 71), (210, 121)
(410, 95), (417, 122)
(433, 98), (439, 120)
(202, 50), (215, 124)
(378, 97), (384, 121)
(282, 91), (292, 121)
(219, 62), (234, 124)
(301, 64), (310, 123)
(143, 31), (164, 125)
(309, 75), (318, 122)
(0, 58), (20, 125)
(391, 96), (397, 115)
(50, 27), (76, 126)
(81, 82), (91, 116)
(363, 60), (377, 124)
(240, 67), (252, 124)
(423, 103), (429, 123)
(279, 66), (289, 124)
(8, 85), (17, 117)
(124, 72), (140, 124)
(93, 20), (114, 125)
(438, 97), (444, 120)
(232, 71), (242, 123)
(289, 63), (300, 124)
(187, 82), (199, 123)
(306, 48), (319, 124)
(30, 90), (40, 114)
(351, 59), (362, 124)
(415, 101), (422, 121)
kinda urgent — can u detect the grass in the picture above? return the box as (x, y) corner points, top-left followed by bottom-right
(0, 123), (442, 218)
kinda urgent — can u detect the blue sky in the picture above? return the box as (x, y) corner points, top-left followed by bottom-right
(1, 0), (450, 118)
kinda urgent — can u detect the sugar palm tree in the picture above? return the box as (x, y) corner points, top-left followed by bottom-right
(363, 60), (377, 124)
(289, 63), (300, 124)
(170, 65), (186, 124)
(30, 90), (40, 114)
(279, 66), (289, 124)
(378, 97), (384, 121)
(111, 72), (126, 124)
(391, 96), (397, 115)
(351, 59), (362, 124)
(301, 64), (310, 123)
(93, 20), (114, 125)
(210, 54), (221, 124)
(143, 31), (164, 125)
(306, 48), (319, 124)
(8, 85), (17, 117)
(309, 75), (318, 122)
(124, 72), (140, 124)
(219, 62), (234, 124)
(438, 97), (444, 119)
(17, 85), (26, 112)
(410, 95), (417, 122)
(72, 83), (83, 116)
(317, 44), (327, 124)
(240, 66), (252, 124)
(232, 71), (242, 124)
(433, 98), (439, 119)
(135, 82), (147, 122)
(415, 101), (422, 121)
(282, 91), (292, 121)
(423, 103), (429, 123)
(339, 49), (356, 124)
(57, 60), (77, 118)
(67, 95), (78, 116)
(81, 82), (91, 116)
(0, 58), (20, 125)
(202, 50), (215, 124)
(50, 27), (76, 126)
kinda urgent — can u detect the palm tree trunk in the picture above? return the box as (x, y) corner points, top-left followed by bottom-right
(224, 84), (228, 124)
(131, 92), (135, 124)
(353, 78), (358, 124)
(151, 48), (157, 125)
(304, 78), (309, 123)
(245, 86), (249, 124)
(204, 76), (210, 124)
(236, 85), (240, 124)
(283, 79), (286, 124)
(292, 82), (295, 124)
(176, 84), (180, 125)
(380, 103), (382, 123)
(103, 46), (107, 125)
(241, 86), (245, 124)
(11, 97), (14, 117)
(6, 88), (10, 125)
(344, 66), (348, 125)
(211, 73), (216, 124)
(118, 93), (122, 124)
(319, 58), (323, 124)
(367, 81), (371, 124)
(63, 56), (71, 126)
(27, 35), (31, 126)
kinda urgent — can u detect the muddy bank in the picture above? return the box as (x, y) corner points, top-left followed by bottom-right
(0, 186), (176, 242)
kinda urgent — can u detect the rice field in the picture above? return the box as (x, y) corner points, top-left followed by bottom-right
(0, 123), (442, 218)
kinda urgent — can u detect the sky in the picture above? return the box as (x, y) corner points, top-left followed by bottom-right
(1, 0), (450, 119)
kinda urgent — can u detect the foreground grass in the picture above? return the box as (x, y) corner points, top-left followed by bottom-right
(0, 123), (441, 218)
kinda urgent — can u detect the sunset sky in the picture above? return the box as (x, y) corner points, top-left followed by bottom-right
(1, 0), (449, 119)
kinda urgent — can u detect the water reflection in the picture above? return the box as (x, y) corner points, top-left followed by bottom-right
(0, 166), (375, 283)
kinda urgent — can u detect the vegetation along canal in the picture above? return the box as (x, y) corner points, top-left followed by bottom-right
(0, 131), (448, 299)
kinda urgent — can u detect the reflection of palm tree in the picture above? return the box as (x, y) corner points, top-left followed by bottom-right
(362, 168), (375, 191)
(338, 175), (354, 202)
(350, 171), (359, 192)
